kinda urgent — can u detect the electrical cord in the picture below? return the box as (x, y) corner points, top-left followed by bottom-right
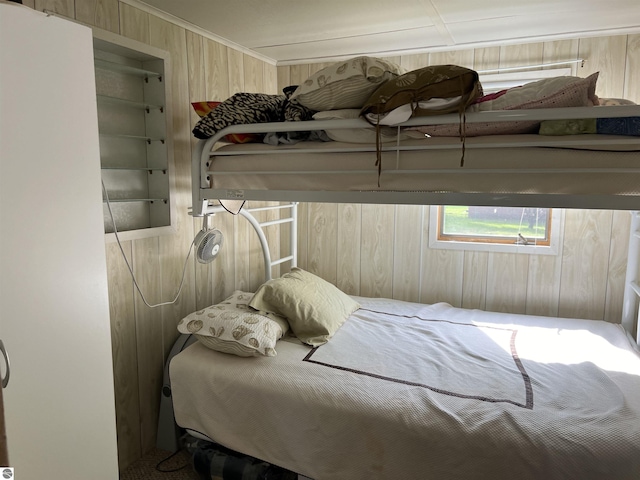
(155, 448), (190, 473)
(102, 179), (196, 309)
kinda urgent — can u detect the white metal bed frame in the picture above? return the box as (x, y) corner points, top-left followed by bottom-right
(191, 104), (640, 216)
(160, 201), (298, 452)
(190, 105), (640, 346)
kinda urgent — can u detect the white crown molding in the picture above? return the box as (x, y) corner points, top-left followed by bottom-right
(273, 25), (640, 66)
(119, 1), (640, 67)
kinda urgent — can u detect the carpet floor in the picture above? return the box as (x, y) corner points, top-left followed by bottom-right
(120, 448), (200, 480)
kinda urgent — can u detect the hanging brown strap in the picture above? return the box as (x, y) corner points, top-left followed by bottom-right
(458, 75), (468, 167)
(375, 120), (382, 187)
(458, 108), (467, 167)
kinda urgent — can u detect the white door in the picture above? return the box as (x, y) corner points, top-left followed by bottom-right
(0, 4), (119, 479)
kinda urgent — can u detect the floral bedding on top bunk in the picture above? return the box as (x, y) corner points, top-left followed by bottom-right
(191, 55), (640, 145)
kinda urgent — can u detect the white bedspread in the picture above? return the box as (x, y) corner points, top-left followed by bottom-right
(170, 297), (640, 480)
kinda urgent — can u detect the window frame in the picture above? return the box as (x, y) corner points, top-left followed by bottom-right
(428, 206), (564, 255)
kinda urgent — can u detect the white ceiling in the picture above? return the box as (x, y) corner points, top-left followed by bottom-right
(134, 0), (640, 64)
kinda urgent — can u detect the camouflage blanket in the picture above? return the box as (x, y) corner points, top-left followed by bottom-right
(184, 435), (298, 480)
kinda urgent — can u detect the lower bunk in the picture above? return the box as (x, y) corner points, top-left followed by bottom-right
(169, 294), (640, 480)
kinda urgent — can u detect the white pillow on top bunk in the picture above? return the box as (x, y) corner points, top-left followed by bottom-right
(411, 72), (600, 137)
(470, 72), (600, 112)
(291, 56), (404, 111)
(313, 109), (421, 143)
(177, 291), (289, 357)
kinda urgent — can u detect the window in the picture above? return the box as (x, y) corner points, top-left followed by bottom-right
(429, 206), (563, 255)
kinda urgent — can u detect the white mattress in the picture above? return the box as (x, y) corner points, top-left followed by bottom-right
(170, 296), (640, 480)
(203, 135), (640, 206)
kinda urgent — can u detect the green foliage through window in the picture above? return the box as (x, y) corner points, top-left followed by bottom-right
(439, 206), (551, 245)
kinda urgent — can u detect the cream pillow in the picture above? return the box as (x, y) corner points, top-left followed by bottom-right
(312, 109), (420, 143)
(411, 73), (600, 137)
(177, 291), (289, 357)
(249, 268), (360, 346)
(291, 56), (404, 111)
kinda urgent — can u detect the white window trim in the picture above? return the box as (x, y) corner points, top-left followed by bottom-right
(428, 206), (565, 255)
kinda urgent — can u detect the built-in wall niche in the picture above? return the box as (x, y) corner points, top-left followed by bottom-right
(92, 29), (175, 241)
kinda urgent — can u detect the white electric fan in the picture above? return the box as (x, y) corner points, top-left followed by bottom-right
(194, 214), (224, 264)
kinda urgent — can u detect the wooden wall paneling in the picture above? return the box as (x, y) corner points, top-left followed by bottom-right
(105, 242), (141, 470)
(243, 54), (264, 93)
(112, 1), (151, 468)
(360, 204), (394, 298)
(201, 40), (238, 296)
(578, 35), (628, 98)
(271, 59), (286, 278)
(264, 62), (278, 94)
(213, 210), (237, 302)
(525, 247), (563, 317)
(234, 205), (252, 291)
(75, 0), (119, 33)
(244, 55), (267, 289)
(473, 46), (500, 72)
(400, 53), (428, 70)
(34, 0), (73, 15)
(624, 34), (640, 102)
(542, 39), (579, 75)
(383, 56), (402, 67)
(461, 251), (488, 310)
(392, 205), (423, 302)
(420, 208), (464, 307)
(119, 2), (149, 44)
(429, 49), (474, 69)
(223, 52), (251, 291)
(186, 30), (216, 310)
(558, 209), (613, 320)
(284, 67), (312, 271)
(499, 42), (544, 71)
(290, 64), (311, 86)
(308, 203), (339, 284)
(337, 203), (362, 295)
(227, 48), (245, 95)
(604, 211), (632, 323)
(296, 203), (309, 270)
(131, 237), (163, 453)
(308, 62), (334, 76)
(266, 204), (283, 280)
(204, 39), (230, 100)
(421, 247), (465, 306)
(187, 31), (205, 103)
(485, 253), (529, 313)
(249, 204), (268, 291)
(277, 66), (291, 92)
(148, 17), (197, 362)
(524, 209), (565, 318)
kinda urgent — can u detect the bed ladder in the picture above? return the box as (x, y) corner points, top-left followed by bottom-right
(194, 201), (298, 280)
(622, 211), (640, 347)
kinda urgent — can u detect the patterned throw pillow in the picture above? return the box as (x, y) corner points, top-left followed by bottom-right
(191, 101), (262, 144)
(291, 56), (404, 111)
(177, 291), (290, 357)
(361, 64), (483, 122)
(192, 93), (286, 140)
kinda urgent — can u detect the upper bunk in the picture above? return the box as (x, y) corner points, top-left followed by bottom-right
(190, 59), (640, 216)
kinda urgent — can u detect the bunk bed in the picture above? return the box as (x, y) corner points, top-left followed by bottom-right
(190, 63), (640, 216)
(169, 64), (640, 479)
